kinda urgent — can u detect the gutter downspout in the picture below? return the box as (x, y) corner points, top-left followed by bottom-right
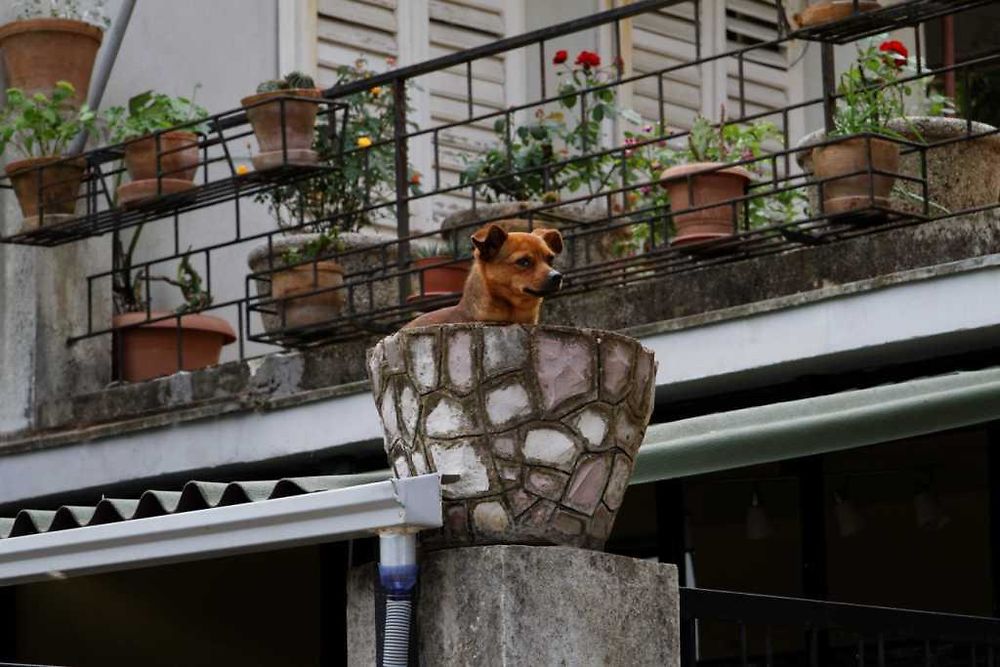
(68, 0), (137, 155)
(378, 530), (419, 667)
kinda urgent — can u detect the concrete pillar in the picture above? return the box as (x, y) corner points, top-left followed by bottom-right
(0, 187), (110, 434)
(348, 545), (680, 666)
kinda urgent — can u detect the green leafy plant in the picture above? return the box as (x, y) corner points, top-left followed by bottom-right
(256, 71), (316, 94)
(460, 50), (626, 202)
(279, 232), (345, 267)
(105, 88), (208, 142)
(0, 81), (97, 159)
(13, 0), (110, 28)
(116, 248), (212, 315)
(255, 58), (420, 241)
(616, 112), (808, 255)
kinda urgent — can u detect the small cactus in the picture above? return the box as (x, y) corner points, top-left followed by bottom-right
(256, 72), (316, 94)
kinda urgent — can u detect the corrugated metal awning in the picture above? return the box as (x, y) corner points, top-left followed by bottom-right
(0, 473), (441, 586)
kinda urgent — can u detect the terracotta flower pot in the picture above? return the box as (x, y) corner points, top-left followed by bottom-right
(241, 88), (322, 170)
(0, 18), (103, 107)
(410, 256), (470, 301)
(660, 162), (753, 246)
(5, 156), (85, 225)
(247, 233), (398, 338)
(117, 131), (201, 206)
(113, 311), (236, 383)
(811, 136), (900, 217)
(794, 1), (880, 28)
(368, 324), (657, 550)
(270, 261), (347, 331)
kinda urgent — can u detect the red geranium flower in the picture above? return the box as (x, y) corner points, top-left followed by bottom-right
(553, 49), (568, 65)
(575, 50), (601, 69)
(879, 40), (909, 68)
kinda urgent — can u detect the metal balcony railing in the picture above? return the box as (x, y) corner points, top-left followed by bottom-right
(0, 0), (997, 376)
(680, 587), (1000, 666)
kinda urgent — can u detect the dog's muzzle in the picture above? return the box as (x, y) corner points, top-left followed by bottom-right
(526, 270), (563, 297)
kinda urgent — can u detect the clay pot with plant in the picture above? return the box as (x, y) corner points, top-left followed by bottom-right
(647, 113), (805, 247)
(409, 239), (471, 303)
(242, 71), (322, 171)
(248, 58), (419, 339)
(113, 235), (234, 383)
(809, 39), (912, 218)
(794, 1), (881, 29)
(0, 0), (109, 108)
(106, 89), (208, 207)
(0, 81), (96, 230)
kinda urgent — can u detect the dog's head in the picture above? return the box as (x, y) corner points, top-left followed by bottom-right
(470, 223), (564, 302)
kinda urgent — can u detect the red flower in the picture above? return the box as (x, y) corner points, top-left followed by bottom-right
(553, 49), (568, 65)
(879, 40), (909, 68)
(574, 50), (601, 69)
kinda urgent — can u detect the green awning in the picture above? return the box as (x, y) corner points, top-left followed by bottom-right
(632, 366), (1000, 484)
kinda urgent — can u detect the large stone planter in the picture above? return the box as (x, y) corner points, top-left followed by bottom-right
(247, 231), (398, 336)
(796, 118), (1000, 218)
(440, 201), (626, 269)
(367, 323), (657, 549)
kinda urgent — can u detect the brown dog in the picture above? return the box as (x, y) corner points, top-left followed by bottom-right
(404, 223), (564, 328)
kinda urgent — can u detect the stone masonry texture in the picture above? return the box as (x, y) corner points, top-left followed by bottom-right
(368, 324), (657, 550)
(347, 545), (680, 666)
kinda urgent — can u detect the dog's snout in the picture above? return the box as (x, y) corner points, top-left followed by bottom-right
(547, 270), (563, 290)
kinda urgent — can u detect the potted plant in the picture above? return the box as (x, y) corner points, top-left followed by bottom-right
(262, 232), (347, 332)
(0, 81), (96, 229)
(113, 247), (235, 383)
(454, 50), (628, 262)
(408, 239), (472, 303)
(106, 89), (208, 206)
(0, 0), (109, 108)
(242, 71), (321, 170)
(248, 58), (420, 337)
(651, 113), (799, 246)
(809, 38), (909, 217)
(798, 37), (1000, 216)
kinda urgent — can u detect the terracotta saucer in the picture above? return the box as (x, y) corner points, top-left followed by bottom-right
(795, 1), (881, 29)
(251, 149), (319, 172)
(118, 178), (197, 208)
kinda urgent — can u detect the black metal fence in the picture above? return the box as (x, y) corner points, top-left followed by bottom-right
(680, 587), (1000, 666)
(0, 0), (997, 377)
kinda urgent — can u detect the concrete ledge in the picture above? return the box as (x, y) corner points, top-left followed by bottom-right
(347, 545), (679, 666)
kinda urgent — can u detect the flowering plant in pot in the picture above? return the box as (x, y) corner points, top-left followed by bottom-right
(628, 112), (804, 248)
(106, 89), (208, 206)
(811, 38), (911, 217)
(455, 50), (631, 262)
(113, 243), (235, 383)
(0, 81), (96, 229)
(248, 58), (420, 336)
(0, 0), (109, 108)
(242, 71), (322, 171)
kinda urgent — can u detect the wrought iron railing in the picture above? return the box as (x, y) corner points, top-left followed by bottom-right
(0, 0), (997, 377)
(680, 587), (1000, 666)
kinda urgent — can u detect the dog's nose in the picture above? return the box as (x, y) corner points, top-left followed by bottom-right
(546, 270), (563, 290)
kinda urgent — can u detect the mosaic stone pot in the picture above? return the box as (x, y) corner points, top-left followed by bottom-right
(367, 324), (657, 550)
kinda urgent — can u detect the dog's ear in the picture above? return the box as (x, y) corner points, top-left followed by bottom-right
(533, 228), (563, 255)
(471, 223), (508, 261)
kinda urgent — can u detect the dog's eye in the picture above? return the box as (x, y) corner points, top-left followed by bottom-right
(546, 255), (555, 264)
(516, 257), (532, 268)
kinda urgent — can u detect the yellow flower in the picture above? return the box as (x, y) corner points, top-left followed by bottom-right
(370, 86), (382, 97)
(235, 164), (249, 176)
(357, 136), (373, 149)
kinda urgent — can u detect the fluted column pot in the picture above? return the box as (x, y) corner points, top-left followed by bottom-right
(367, 324), (657, 550)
